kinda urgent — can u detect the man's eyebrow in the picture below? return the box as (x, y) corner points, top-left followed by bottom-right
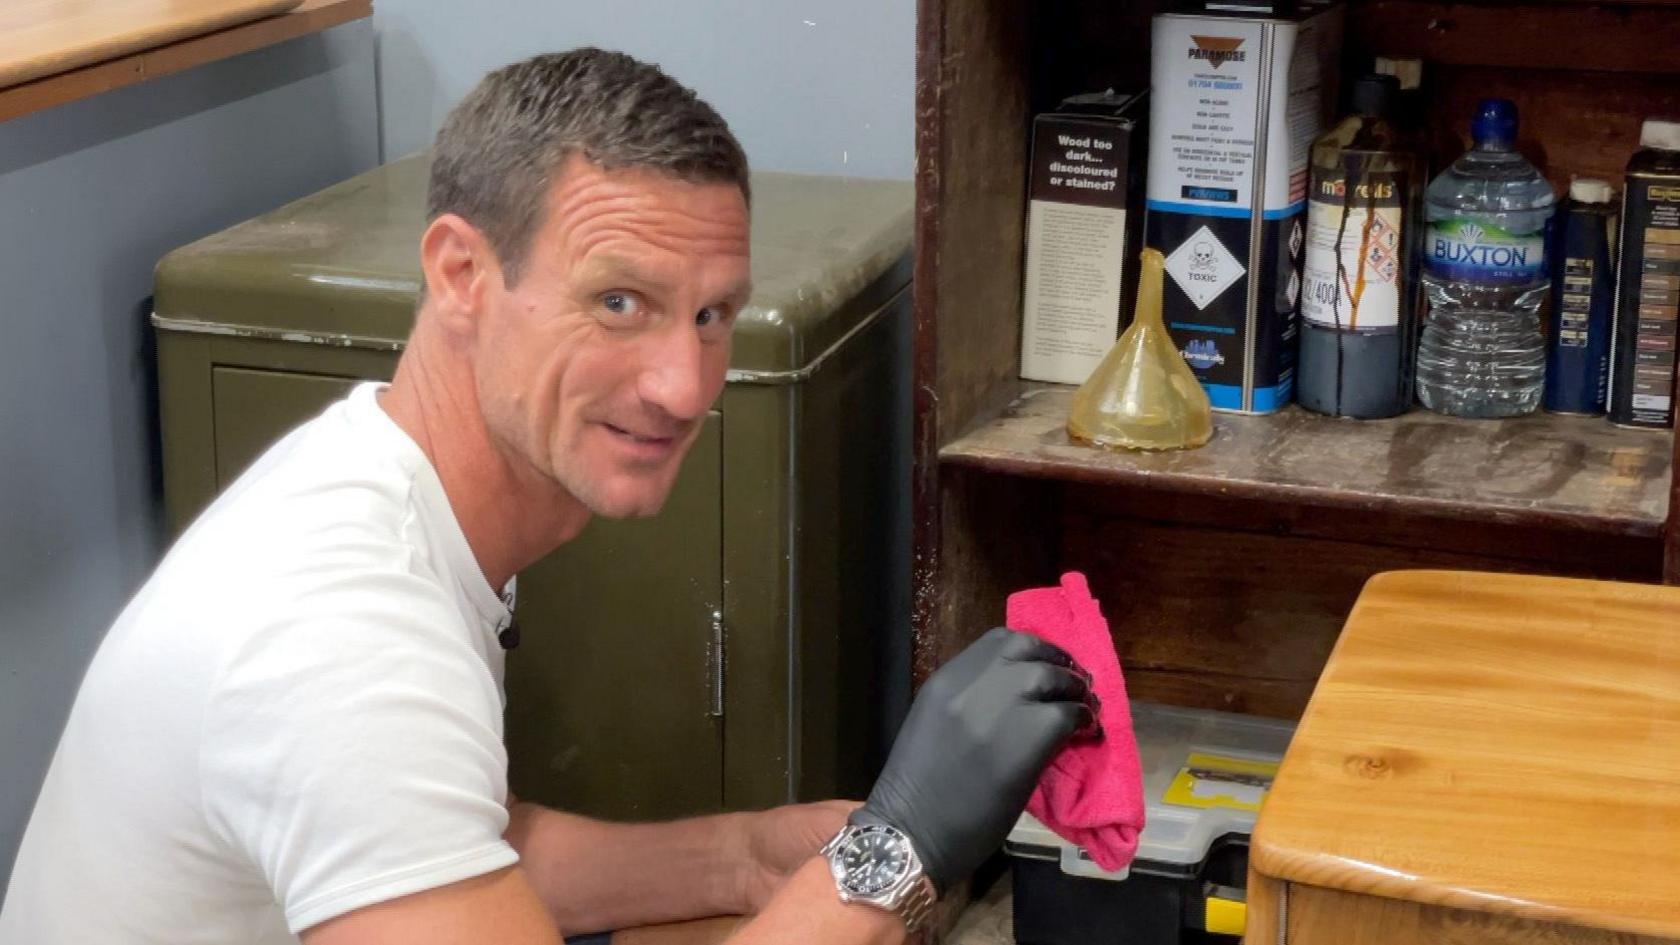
(582, 254), (679, 292)
(582, 254), (751, 310)
(721, 280), (754, 310)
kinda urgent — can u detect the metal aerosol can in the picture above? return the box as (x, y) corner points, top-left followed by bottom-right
(1609, 119), (1680, 429)
(1544, 178), (1617, 416)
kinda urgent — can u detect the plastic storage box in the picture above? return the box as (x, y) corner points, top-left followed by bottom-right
(1005, 702), (1295, 945)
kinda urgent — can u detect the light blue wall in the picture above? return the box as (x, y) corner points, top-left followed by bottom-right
(0, 22), (379, 900)
(373, 0), (914, 178)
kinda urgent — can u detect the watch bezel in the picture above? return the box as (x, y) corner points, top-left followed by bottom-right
(831, 823), (914, 897)
(822, 822), (939, 935)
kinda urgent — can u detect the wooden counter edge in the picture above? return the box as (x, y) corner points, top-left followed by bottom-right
(1250, 568), (1680, 942)
(0, 0), (372, 125)
(1248, 876), (1680, 945)
(1256, 760), (1680, 934)
(1251, 811), (1680, 941)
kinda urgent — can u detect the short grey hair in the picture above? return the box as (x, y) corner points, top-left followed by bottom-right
(427, 48), (750, 285)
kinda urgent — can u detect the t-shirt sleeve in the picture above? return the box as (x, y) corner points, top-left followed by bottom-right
(198, 570), (519, 934)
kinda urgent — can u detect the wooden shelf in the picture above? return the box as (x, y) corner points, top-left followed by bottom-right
(942, 385), (1672, 538)
(0, 0), (371, 124)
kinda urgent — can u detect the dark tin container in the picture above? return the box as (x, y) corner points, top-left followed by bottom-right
(1609, 119), (1680, 429)
(1544, 178), (1617, 416)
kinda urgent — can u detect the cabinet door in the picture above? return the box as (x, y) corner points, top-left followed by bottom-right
(505, 412), (725, 821)
(212, 366), (361, 488)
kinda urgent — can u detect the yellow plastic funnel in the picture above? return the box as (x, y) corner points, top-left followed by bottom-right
(1067, 248), (1214, 451)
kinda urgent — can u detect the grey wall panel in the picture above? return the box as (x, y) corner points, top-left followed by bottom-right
(0, 21), (379, 900)
(374, 0), (913, 179)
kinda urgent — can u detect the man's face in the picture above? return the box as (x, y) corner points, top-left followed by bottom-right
(473, 156), (751, 519)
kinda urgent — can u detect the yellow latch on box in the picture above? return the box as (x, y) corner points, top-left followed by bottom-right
(1205, 894), (1247, 936)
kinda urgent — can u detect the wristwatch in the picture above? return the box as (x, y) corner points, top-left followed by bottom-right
(821, 822), (939, 935)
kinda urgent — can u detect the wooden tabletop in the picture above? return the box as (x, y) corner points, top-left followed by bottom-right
(1251, 570), (1680, 939)
(0, 0), (367, 124)
(0, 0), (304, 88)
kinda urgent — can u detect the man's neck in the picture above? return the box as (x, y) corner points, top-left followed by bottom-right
(378, 321), (590, 591)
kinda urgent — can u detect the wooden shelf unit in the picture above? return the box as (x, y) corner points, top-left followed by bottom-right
(911, 0), (1680, 719)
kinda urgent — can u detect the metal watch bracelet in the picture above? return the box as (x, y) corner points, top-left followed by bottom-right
(892, 874), (938, 936)
(821, 825), (939, 936)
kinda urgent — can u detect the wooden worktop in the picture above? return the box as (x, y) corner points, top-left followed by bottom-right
(0, 0), (369, 123)
(1252, 570), (1680, 940)
(0, 0), (303, 87)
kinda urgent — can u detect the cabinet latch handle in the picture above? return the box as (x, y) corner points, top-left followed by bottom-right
(707, 609), (725, 718)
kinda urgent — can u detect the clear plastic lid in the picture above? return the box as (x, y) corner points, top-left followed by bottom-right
(1007, 701), (1296, 879)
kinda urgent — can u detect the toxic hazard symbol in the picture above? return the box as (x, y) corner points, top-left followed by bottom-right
(1165, 226), (1245, 311)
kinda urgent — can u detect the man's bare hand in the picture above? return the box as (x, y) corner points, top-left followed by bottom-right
(733, 801), (858, 913)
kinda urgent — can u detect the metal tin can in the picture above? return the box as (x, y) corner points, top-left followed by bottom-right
(1145, 4), (1346, 414)
(1543, 179), (1617, 415)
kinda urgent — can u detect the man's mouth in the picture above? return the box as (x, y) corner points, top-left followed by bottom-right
(604, 421), (677, 444)
(601, 422), (682, 459)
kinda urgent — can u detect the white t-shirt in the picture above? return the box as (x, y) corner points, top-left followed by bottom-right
(1, 382), (521, 943)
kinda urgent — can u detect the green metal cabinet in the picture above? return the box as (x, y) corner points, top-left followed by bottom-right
(153, 153), (911, 820)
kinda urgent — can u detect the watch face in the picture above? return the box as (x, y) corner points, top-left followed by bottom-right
(839, 826), (910, 895)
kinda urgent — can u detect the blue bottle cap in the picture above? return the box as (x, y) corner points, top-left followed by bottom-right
(1471, 98), (1518, 148)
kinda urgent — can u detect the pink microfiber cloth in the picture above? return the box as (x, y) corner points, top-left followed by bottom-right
(1007, 572), (1145, 872)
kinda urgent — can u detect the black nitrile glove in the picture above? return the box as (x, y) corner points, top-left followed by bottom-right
(854, 627), (1092, 894)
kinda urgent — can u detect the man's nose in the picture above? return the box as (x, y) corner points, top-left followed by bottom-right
(637, 320), (719, 423)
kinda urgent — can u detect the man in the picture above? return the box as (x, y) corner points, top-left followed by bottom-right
(1, 49), (1090, 944)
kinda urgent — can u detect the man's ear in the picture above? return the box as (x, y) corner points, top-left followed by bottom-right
(419, 213), (502, 336)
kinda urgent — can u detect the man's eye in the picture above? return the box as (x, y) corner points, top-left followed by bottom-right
(602, 292), (640, 316)
(695, 306), (721, 327)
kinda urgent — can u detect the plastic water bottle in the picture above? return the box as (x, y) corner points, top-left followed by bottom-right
(1415, 99), (1556, 417)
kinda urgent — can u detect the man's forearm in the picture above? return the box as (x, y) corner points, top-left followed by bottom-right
(725, 858), (905, 945)
(505, 802), (752, 936)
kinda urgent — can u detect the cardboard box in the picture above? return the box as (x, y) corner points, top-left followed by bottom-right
(1019, 92), (1148, 386)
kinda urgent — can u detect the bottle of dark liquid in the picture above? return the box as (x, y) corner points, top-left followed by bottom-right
(1297, 75), (1425, 418)
(1544, 178), (1617, 416)
(1608, 120), (1680, 429)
